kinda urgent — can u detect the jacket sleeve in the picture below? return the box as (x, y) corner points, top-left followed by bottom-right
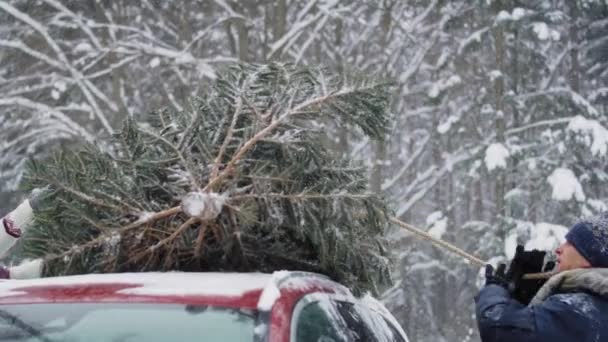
(0, 199), (33, 255)
(475, 284), (592, 342)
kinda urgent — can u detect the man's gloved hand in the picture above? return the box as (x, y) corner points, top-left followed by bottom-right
(484, 263), (509, 288)
(507, 245), (555, 305)
(0, 186), (55, 253)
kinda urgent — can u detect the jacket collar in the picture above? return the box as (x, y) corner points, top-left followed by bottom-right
(530, 268), (608, 306)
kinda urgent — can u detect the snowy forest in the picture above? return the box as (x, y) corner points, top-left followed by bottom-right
(1, 0), (607, 341)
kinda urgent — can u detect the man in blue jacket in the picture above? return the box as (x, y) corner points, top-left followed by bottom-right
(476, 213), (608, 342)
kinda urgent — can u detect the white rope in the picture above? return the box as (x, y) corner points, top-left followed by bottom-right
(390, 217), (553, 280)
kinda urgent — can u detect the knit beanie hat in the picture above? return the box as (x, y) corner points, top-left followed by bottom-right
(565, 212), (608, 268)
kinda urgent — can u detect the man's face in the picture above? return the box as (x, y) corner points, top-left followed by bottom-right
(555, 241), (591, 272)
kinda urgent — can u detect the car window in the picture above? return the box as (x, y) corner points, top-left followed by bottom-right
(295, 299), (349, 342)
(0, 303), (256, 342)
(335, 301), (406, 342)
(294, 300), (406, 342)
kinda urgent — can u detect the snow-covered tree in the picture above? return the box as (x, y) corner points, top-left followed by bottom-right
(0, 0), (242, 193)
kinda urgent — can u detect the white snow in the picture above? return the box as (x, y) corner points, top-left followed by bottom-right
(504, 231), (518, 259)
(571, 93), (599, 116)
(437, 115), (459, 134)
(481, 104), (494, 115)
(426, 211), (447, 239)
(485, 143), (509, 171)
(428, 220), (447, 239)
(489, 70), (502, 81)
(103, 232), (121, 251)
(74, 42), (92, 52)
(53, 80), (67, 93)
(590, 88), (608, 102)
(495, 10), (511, 23)
(533, 22), (550, 40)
(426, 211), (443, 226)
(362, 294), (410, 341)
(355, 294), (408, 341)
(554, 293), (598, 319)
(149, 57), (161, 68)
(496, 8), (526, 23)
(547, 167), (585, 201)
(511, 8), (526, 21)
(428, 75), (461, 99)
(525, 222), (568, 251)
(257, 279), (281, 311)
(136, 211), (155, 223)
(197, 61), (216, 79)
(458, 27), (489, 55)
(9, 258), (43, 280)
(257, 270), (289, 311)
(567, 115), (608, 156)
(407, 260), (442, 273)
(0, 272), (273, 297)
(504, 188), (525, 201)
(587, 199), (608, 213)
(181, 191), (226, 220)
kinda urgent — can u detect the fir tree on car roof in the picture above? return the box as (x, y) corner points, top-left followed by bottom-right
(19, 62), (393, 295)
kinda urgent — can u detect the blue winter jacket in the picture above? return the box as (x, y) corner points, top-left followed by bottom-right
(475, 268), (608, 342)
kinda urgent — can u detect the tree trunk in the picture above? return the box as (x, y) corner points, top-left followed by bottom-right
(224, 22), (237, 58)
(370, 3), (394, 194)
(475, 178), (484, 221)
(447, 134), (455, 224)
(225, 3), (248, 62)
(235, 19), (249, 62)
(268, 0), (287, 60)
(273, 0), (287, 42)
(370, 142), (386, 193)
(263, 3), (272, 61)
(567, 1), (581, 92)
(335, 18), (349, 154)
(509, 23), (521, 217)
(492, 0), (506, 220)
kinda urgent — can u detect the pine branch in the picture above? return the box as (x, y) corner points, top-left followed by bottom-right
(44, 205), (183, 263)
(52, 180), (125, 213)
(149, 217), (199, 252)
(139, 128), (200, 190)
(203, 81), (386, 192)
(210, 96), (243, 180)
(232, 192), (377, 200)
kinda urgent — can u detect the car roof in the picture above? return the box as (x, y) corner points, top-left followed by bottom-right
(0, 271), (351, 309)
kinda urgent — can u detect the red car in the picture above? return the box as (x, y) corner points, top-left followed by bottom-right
(0, 271), (409, 341)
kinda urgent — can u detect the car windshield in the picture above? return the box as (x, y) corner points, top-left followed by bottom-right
(0, 303), (256, 342)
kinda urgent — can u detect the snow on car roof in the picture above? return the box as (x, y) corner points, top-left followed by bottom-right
(0, 272), (274, 298)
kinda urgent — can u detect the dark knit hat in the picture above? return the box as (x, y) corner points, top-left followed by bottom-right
(565, 213), (608, 267)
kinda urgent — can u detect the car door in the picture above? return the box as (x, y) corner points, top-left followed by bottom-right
(290, 293), (408, 342)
